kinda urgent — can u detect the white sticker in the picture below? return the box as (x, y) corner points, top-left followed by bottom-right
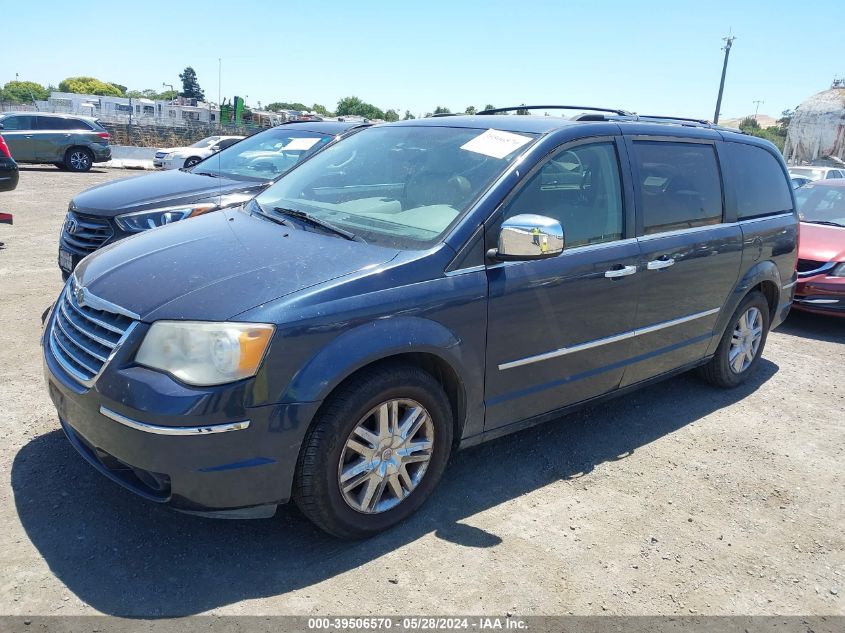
(460, 129), (533, 159)
(283, 137), (323, 151)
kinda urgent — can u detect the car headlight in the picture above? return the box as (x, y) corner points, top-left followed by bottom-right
(830, 262), (845, 277)
(114, 203), (217, 232)
(136, 321), (275, 386)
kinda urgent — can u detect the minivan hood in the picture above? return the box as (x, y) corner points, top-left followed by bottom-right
(799, 222), (845, 263)
(74, 208), (399, 321)
(71, 169), (265, 217)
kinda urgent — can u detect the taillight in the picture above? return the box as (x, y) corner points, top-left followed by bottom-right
(0, 135), (11, 159)
(96, 132), (110, 140)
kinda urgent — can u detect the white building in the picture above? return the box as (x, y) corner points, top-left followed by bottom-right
(43, 92), (220, 126)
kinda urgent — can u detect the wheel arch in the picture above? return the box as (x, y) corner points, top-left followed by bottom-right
(282, 317), (476, 448)
(706, 259), (783, 356)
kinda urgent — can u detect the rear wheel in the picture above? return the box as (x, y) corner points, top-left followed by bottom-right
(183, 156), (202, 168)
(64, 148), (93, 172)
(293, 363), (453, 539)
(699, 291), (770, 388)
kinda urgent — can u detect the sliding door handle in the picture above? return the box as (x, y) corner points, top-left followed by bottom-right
(647, 258), (675, 270)
(605, 265), (637, 279)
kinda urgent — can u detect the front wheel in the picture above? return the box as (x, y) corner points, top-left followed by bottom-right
(699, 291), (770, 388)
(293, 364), (453, 539)
(183, 156), (202, 168)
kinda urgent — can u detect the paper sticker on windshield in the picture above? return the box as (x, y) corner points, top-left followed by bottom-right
(460, 129), (533, 159)
(283, 137), (323, 151)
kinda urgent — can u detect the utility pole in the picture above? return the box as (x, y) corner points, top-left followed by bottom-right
(753, 99), (764, 122)
(218, 58), (222, 109)
(713, 34), (736, 124)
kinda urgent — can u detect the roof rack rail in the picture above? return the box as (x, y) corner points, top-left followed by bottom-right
(430, 112), (458, 117)
(638, 115), (711, 125)
(478, 105), (633, 117)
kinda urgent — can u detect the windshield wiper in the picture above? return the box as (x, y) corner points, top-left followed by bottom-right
(273, 207), (362, 242)
(190, 170), (222, 178)
(805, 220), (845, 228)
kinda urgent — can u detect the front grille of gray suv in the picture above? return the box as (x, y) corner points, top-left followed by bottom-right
(62, 211), (113, 253)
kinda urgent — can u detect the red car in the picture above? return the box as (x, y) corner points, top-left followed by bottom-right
(794, 179), (845, 316)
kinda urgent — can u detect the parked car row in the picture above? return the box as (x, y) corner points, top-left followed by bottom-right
(58, 120), (368, 278)
(153, 135), (244, 169)
(37, 106), (827, 538)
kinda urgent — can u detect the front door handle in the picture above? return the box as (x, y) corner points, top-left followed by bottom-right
(647, 258), (675, 270)
(605, 265), (638, 279)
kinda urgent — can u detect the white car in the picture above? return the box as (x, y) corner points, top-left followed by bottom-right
(154, 135), (245, 170)
(788, 166), (845, 182)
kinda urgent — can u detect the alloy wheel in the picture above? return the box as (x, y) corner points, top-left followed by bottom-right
(729, 306), (763, 374)
(70, 151), (91, 170)
(338, 398), (434, 514)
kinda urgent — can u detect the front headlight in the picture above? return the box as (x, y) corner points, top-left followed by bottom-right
(830, 262), (845, 277)
(114, 203), (217, 232)
(136, 321), (275, 386)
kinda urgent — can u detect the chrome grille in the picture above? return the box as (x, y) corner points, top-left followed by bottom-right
(48, 280), (136, 386)
(62, 211), (113, 253)
(796, 259), (835, 277)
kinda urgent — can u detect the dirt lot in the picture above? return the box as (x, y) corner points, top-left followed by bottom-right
(0, 167), (842, 617)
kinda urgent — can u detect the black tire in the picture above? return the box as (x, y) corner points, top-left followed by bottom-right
(61, 270), (70, 282)
(64, 148), (93, 172)
(699, 291), (770, 388)
(293, 363), (453, 539)
(183, 156), (202, 168)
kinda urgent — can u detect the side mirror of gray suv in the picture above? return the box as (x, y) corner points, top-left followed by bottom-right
(489, 213), (564, 261)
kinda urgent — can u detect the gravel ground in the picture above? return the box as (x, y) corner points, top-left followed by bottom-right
(0, 167), (843, 617)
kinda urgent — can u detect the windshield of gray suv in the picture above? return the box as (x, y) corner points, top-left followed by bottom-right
(192, 129), (336, 182)
(252, 125), (539, 249)
(795, 183), (845, 227)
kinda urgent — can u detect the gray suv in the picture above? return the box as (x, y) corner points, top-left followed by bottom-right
(0, 112), (111, 172)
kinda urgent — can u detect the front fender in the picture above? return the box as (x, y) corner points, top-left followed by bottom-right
(280, 315), (484, 439)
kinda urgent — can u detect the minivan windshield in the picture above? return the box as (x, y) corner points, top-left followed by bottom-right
(253, 125), (539, 249)
(795, 183), (845, 227)
(193, 129), (336, 182)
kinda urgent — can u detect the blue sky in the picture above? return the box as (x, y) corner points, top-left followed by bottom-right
(4, 0), (843, 120)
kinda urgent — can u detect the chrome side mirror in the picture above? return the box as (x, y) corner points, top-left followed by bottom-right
(490, 214), (564, 261)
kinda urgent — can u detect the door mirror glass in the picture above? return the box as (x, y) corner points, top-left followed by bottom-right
(493, 214), (564, 260)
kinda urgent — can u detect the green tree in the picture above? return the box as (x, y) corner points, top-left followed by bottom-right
(464, 105), (477, 115)
(267, 101), (308, 112)
(58, 76), (124, 96)
(483, 104), (495, 111)
(403, 110), (416, 120)
(126, 88), (175, 100)
(336, 96), (384, 120)
(178, 66), (205, 100)
(108, 82), (128, 95)
(1, 80), (49, 103)
(433, 106), (451, 115)
(311, 103), (334, 116)
(384, 109), (400, 122)
(739, 115), (788, 152)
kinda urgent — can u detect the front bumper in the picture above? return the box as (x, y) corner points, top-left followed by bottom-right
(43, 324), (320, 515)
(0, 157), (19, 192)
(794, 275), (845, 317)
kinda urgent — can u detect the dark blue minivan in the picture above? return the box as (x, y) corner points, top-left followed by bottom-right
(43, 108), (798, 538)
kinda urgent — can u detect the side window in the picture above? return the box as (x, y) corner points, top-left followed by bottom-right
(501, 142), (623, 249)
(632, 141), (723, 235)
(1, 115), (34, 131)
(724, 142), (793, 219)
(36, 116), (85, 130)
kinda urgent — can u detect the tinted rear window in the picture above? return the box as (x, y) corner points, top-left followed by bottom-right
(725, 142), (793, 219)
(36, 117), (91, 131)
(632, 141), (723, 235)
